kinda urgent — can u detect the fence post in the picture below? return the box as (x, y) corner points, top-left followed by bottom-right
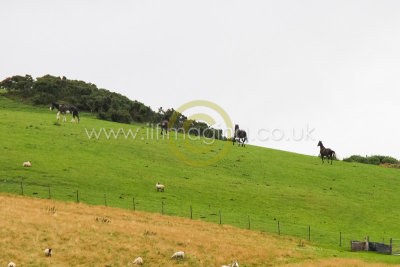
(162, 201), (164, 215)
(104, 194), (107, 207)
(278, 221), (280, 235)
(133, 197), (136, 211)
(190, 205), (192, 219)
(76, 190), (79, 203)
(48, 185), (51, 199)
(248, 215), (250, 230)
(20, 182), (24, 196)
(340, 232), (342, 247)
(308, 225), (310, 241)
(219, 210), (222, 225)
(390, 238), (393, 255)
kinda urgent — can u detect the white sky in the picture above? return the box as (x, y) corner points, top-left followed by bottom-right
(1, 0), (400, 159)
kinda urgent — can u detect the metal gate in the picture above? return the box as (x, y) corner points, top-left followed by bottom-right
(392, 239), (400, 255)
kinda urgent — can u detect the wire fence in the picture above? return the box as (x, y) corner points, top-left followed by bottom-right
(0, 178), (397, 255)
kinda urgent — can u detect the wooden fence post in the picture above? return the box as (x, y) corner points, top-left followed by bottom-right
(20, 182), (24, 196)
(48, 185), (51, 199)
(308, 225), (310, 241)
(278, 221), (280, 235)
(219, 210), (222, 225)
(340, 232), (342, 247)
(390, 238), (393, 255)
(76, 190), (79, 203)
(190, 205), (192, 219)
(248, 215), (250, 230)
(162, 201), (164, 215)
(104, 194), (107, 207)
(133, 197), (136, 211)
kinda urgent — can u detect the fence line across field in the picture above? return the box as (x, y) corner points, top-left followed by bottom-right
(1, 178), (398, 255)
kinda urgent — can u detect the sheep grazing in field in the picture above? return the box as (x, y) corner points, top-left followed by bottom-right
(171, 251), (184, 259)
(44, 248), (52, 257)
(222, 260), (239, 267)
(8, 262), (16, 267)
(156, 183), (165, 192)
(132, 257), (143, 265)
(22, 161), (31, 167)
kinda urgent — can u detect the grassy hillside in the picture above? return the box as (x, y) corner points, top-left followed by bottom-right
(0, 194), (391, 267)
(1, 95), (400, 264)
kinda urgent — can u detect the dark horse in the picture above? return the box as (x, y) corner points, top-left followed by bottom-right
(233, 124), (247, 147)
(317, 141), (335, 165)
(159, 120), (169, 135)
(50, 103), (80, 123)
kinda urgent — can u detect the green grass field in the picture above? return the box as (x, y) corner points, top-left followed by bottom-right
(1, 95), (400, 264)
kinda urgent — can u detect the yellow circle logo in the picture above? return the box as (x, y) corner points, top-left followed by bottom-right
(167, 100), (233, 167)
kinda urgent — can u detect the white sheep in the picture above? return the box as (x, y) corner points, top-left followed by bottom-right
(44, 248), (52, 257)
(223, 261), (239, 267)
(171, 251), (184, 259)
(132, 257), (143, 265)
(22, 161), (31, 167)
(8, 262), (16, 267)
(156, 183), (165, 192)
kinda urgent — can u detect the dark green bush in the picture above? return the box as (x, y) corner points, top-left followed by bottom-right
(33, 93), (56, 105)
(109, 109), (132, 124)
(366, 156), (381, 165)
(343, 155), (367, 163)
(98, 111), (108, 120)
(382, 156), (398, 164)
(343, 155), (399, 165)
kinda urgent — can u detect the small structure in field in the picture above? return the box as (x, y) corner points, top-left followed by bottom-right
(351, 236), (392, 254)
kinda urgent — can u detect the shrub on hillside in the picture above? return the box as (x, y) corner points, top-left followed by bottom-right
(343, 155), (367, 164)
(109, 109), (132, 124)
(98, 111), (108, 120)
(0, 75), (34, 95)
(382, 156), (398, 164)
(343, 155), (399, 165)
(33, 93), (56, 105)
(366, 156), (381, 165)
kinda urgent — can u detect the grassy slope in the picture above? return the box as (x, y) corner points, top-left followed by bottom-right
(0, 194), (391, 267)
(0, 96), (400, 264)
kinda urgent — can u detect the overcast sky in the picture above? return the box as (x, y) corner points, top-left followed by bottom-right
(1, 0), (400, 159)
